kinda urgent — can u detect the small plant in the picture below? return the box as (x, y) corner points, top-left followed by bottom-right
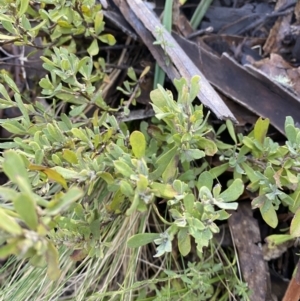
(127, 76), (244, 257)
(0, 70), (249, 299)
(153, 26), (173, 67)
(1, 0), (300, 300)
(0, 0), (115, 53)
(117, 65), (151, 115)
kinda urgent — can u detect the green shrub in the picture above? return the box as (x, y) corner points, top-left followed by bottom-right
(1, 1), (300, 300)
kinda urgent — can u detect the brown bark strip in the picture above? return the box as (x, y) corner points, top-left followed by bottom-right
(228, 202), (274, 301)
(282, 261), (300, 301)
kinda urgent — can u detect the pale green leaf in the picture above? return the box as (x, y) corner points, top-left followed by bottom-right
(127, 233), (160, 248)
(254, 117), (269, 144)
(126, 194), (140, 216)
(120, 180), (134, 197)
(183, 194), (194, 213)
(226, 119), (237, 144)
(196, 137), (217, 156)
(98, 172), (114, 184)
(241, 162), (260, 183)
(178, 228), (191, 256)
(2, 73), (19, 93)
(1, 121), (26, 135)
(260, 201), (278, 228)
(0, 141), (18, 149)
(213, 199), (238, 210)
(52, 166), (82, 180)
(265, 234), (294, 246)
(0, 208), (22, 235)
(0, 241), (18, 259)
(183, 149), (205, 161)
(87, 39), (99, 56)
(136, 174), (148, 192)
(13, 193), (38, 230)
(197, 171), (213, 191)
(162, 154), (178, 183)
(39, 77), (54, 90)
(285, 117), (296, 143)
(0, 34), (18, 40)
(18, 0), (29, 16)
(78, 57), (93, 79)
(14, 94), (29, 124)
(0, 83), (12, 102)
(94, 11), (104, 35)
(71, 128), (89, 143)
(189, 75), (201, 102)
(151, 145), (177, 180)
(98, 34), (116, 46)
(150, 182), (177, 199)
(46, 241), (61, 280)
(209, 163), (229, 179)
(219, 179), (244, 202)
(114, 160), (135, 177)
(0, 15), (14, 22)
(45, 187), (84, 215)
(61, 113), (73, 130)
(127, 67), (137, 81)
(2, 150), (31, 194)
(62, 149), (78, 164)
(46, 123), (64, 142)
(130, 131), (146, 159)
(0, 187), (19, 201)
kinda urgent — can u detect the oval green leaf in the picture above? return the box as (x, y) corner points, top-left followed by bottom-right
(260, 202), (278, 228)
(178, 228), (191, 256)
(87, 39), (99, 56)
(127, 233), (160, 248)
(13, 193), (38, 230)
(3, 150), (31, 194)
(254, 117), (269, 144)
(46, 241), (61, 280)
(219, 179), (244, 202)
(130, 131), (146, 159)
(45, 187), (84, 215)
(0, 208), (22, 235)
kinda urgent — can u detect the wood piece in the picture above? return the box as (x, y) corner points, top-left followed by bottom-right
(173, 33), (300, 134)
(295, 1), (300, 23)
(202, 4), (272, 34)
(228, 202), (274, 301)
(103, 10), (138, 40)
(112, 0), (236, 121)
(111, 0), (180, 84)
(282, 262), (300, 301)
(105, 4), (300, 134)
